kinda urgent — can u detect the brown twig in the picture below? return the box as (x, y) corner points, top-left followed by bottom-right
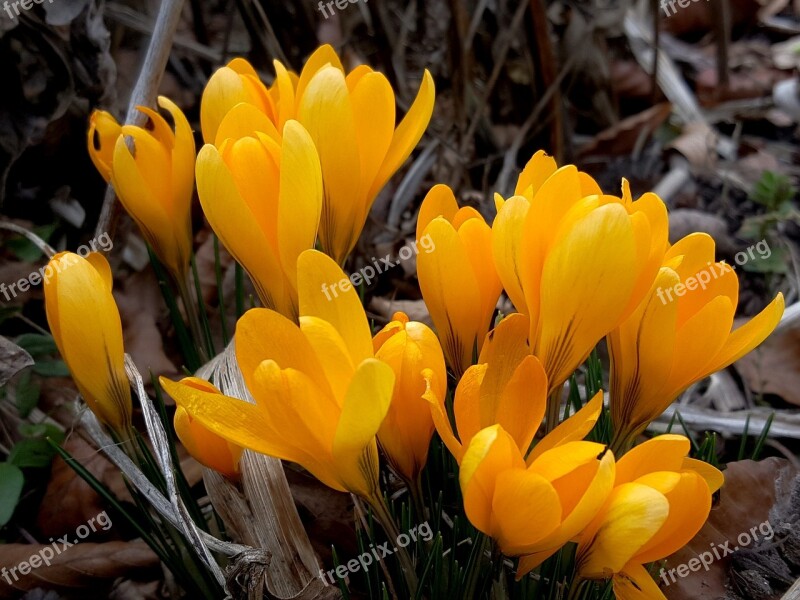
(94, 0), (188, 240)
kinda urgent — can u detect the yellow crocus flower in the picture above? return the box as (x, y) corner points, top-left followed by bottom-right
(87, 110), (122, 183)
(172, 378), (243, 479)
(110, 96), (196, 281)
(372, 312), (446, 483)
(492, 151), (668, 394)
(574, 435), (723, 600)
(460, 423), (615, 559)
(195, 120), (323, 319)
(43, 252), (131, 435)
(424, 313), (545, 460)
(201, 45), (436, 264)
(417, 184), (502, 377)
(609, 233), (785, 450)
(200, 58), (277, 144)
(160, 250), (395, 500)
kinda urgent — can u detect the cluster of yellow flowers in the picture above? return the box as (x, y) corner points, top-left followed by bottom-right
(50, 44), (784, 598)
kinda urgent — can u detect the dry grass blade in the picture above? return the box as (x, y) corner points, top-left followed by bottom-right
(197, 341), (331, 599)
(123, 355), (226, 588)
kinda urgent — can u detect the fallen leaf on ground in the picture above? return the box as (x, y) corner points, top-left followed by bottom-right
(663, 458), (799, 599)
(0, 541), (158, 599)
(736, 315), (800, 406)
(578, 103), (673, 158)
(37, 436), (130, 537)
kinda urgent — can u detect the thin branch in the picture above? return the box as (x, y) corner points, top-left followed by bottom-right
(95, 0), (188, 239)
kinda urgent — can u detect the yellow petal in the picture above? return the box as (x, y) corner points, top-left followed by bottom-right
(350, 71), (395, 217)
(515, 449), (615, 576)
(235, 308), (331, 397)
(635, 471), (711, 563)
(492, 195), (531, 313)
(272, 59), (297, 129)
(515, 150), (558, 197)
(297, 250), (374, 364)
(453, 364), (487, 450)
(87, 110), (121, 182)
(294, 45), (345, 106)
(195, 143), (290, 314)
(44, 253), (131, 432)
(276, 120), (323, 290)
(332, 358), (395, 497)
(172, 379), (243, 480)
(665, 296), (734, 399)
(460, 425), (526, 535)
(537, 203), (638, 390)
(707, 293), (784, 374)
(297, 66), (361, 263)
(214, 102), (280, 147)
(682, 457), (724, 493)
(417, 217), (482, 375)
(200, 58), (272, 143)
(423, 368), (464, 461)
(416, 184), (459, 242)
(299, 315), (355, 403)
(492, 469), (562, 554)
(528, 391), (604, 463)
(614, 434), (689, 484)
(577, 482), (669, 578)
(369, 70), (435, 201)
(613, 563), (668, 600)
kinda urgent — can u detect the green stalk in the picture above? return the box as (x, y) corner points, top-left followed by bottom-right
(366, 493), (419, 597)
(462, 532), (491, 599)
(175, 272), (209, 365)
(190, 255), (216, 357)
(212, 236), (229, 347)
(546, 386), (564, 434)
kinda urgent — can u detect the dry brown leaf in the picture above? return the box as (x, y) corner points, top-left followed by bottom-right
(0, 541), (158, 599)
(697, 67), (780, 106)
(610, 59), (655, 100)
(285, 467), (358, 565)
(668, 209), (738, 254)
(369, 297), (431, 325)
(0, 336), (33, 387)
(666, 122), (718, 170)
(577, 103), (672, 158)
(662, 0), (761, 37)
(37, 436), (130, 537)
(108, 579), (161, 600)
(736, 317), (800, 406)
(114, 269), (177, 378)
(663, 458), (799, 599)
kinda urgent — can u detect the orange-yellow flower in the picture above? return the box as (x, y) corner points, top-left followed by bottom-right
(492, 151), (668, 393)
(195, 120), (322, 318)
(609, 233), (785, 450)
(160, 250), (395, 499)
(171, 378), (243, 479)
(424, 313), (545, 461)
(110, 97), (196, 280)
(87, 110), (122, 183)
(201, 45), (436, 264)
(574, 435), (723, 600)
(417, 184), (502, 377)
(460, 422), (615, 560)
(200, 58), (277, 144)
(43, 252), (131, 434)
(372, 312), (445, 483)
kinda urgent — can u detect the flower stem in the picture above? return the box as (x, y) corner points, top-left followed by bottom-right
(175, 272), (209, 364)
(567, 576), (586, 600)
(367, 493), (419, 597)
(546, 386), (564, 434)
(463, 532), (491, 599)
